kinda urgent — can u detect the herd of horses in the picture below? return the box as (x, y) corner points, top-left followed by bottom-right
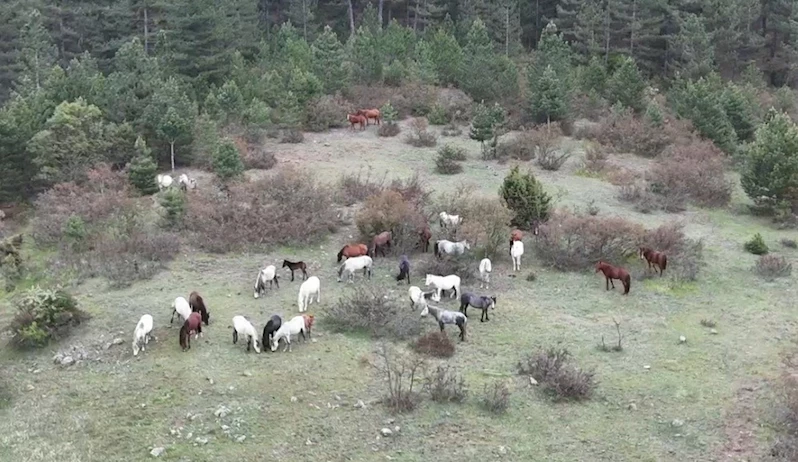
(129, 207), (669, 356)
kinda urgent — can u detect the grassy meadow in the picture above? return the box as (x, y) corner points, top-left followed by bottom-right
(1, 119), (796, 461)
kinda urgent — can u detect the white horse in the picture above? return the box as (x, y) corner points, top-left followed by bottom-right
(425, 274), (461, 302)
(178, 173), (197, 191)
(511, 240), (524, 271)
(297, 276), (320, 312)
(232, 315), (261, 353)
(479, 258), (492, 289)
(270, 315), (308, 352)
(170, 296), (191, 324)
(337, 255), (373, 283)
(434, 239), (470, 258)
(254, 265), (279, 298)
(156, 174), (173, 191)
(132, 314), (154, 356)
(438, 211), (462, 229)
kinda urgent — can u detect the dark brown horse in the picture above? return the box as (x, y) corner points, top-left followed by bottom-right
(595, 261), (631, 295)
(357, 108), (381, 125)
(347, 113), (367, 130)
(509, 229), (523, 255)
(418, 225), (432, 253)
(337, 244), (368, 263)
(639, 247), (668, 276)
(179, 312), (203, 351)
(188, 291), (210, 325)
(371, 231), (392, 257)
(282, 259), (308, 281)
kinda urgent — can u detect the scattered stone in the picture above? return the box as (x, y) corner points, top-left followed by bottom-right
(150, 447), (165, 457)
(679, 335), (686, 344)
(529, 377), (538, 386)
(112, 338), (124, 346)
(236, 435), (246, 443)
(671, 419), (684, 427)
(354, 400), (366, 409)
(380, 428), (393, 437)
(242, 371), (252, 377)
(627, 403), (637, 411)
(195, 437), (208, 445)
(26, 384), (35, 391)
(290, 396), (298, 403)
(710, 329), (718, 335)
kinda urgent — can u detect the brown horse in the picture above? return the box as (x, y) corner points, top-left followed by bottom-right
(179, 312), (203, 351)
(282, 259), (308, 282)
(302, 314), (315, 339)
(418, 225), (432, 253)
(337, 243), (368, 263)
(371, 231), (392, 257)
(347, 113), (367, 131)
(357, 108), (381, 125)
(639, 247), (668, 276)
(595, 261), (631, 295)
(188, 291), (210, 325)
(509, 229), (523, 255)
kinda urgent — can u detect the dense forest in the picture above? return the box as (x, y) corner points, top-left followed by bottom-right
(1, 0), (797, 204)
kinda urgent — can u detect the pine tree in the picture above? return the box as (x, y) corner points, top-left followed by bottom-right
(213, 139), (244, 181)
(606, 56), (646, 112)
(128, 136), (159, 195)
(499, 165), (552, 228)
(312, 25), (350, 94)
(741, 109), (798, 211)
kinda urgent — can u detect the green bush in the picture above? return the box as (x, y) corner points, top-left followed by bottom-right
(744, 233), (769, 255)
(9, 287), (87, 349)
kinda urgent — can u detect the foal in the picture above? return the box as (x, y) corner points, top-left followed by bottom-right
(595, 261), (631, 295)
(639, 247), (668, 276)
(282, 259), (308, 281)
(396, 255), (410, 284)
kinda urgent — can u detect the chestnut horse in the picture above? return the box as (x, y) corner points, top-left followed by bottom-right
(509, 229), (523, 255)
(418, 225), (432, 253)
(595, 261), (631, 295)
(357, 109), (381, 125)
(371, 231), (392, 257)
(347, 113), (367, 131)
(639, 247), (668, 276)
(337, 243), (368, 263)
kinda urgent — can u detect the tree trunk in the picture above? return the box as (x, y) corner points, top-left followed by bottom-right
(347, 0), (355, 36)
(170, 141), (175, 171)
(378, 0), (384, 28)
(143, 5), (149, 53)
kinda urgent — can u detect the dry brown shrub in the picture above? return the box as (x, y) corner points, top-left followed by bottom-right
(405, 117), (437, 147)
(413, 331), (455, 358)
(184, 167), (337, 253)
(355, 190), (427, 255)
(591, 107), (695, 158)
(647, 141), (732, 208)
(536, 209), (644, 271)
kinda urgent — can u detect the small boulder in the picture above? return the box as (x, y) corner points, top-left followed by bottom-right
(150, 447), (165, 458)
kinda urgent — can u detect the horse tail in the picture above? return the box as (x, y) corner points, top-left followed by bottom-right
(661, 255), (667, 271)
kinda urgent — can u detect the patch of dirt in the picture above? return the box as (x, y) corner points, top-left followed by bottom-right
(716, 379), (768, 461)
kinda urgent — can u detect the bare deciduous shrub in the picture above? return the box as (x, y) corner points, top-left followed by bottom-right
(305, 94), (351, 132)
(480, 380), (511, 414)
(460, 198), (514, 259)
(184, 167), (337, 253)
(355, 190), (427, 255)
(371, 343), (426, 413)
(325, 286), (422, 340)
(413, 331), (455, 358)
(9, 287), (88, 349)
(378, 123), (401, 137)
(424, 365), (468, 403)
(754, 254), (793, 279)
(517, 348), (597, 402)
(405, 117), (437, 147)
(648, 141), (732, 207)
(536, 210), (644, 271)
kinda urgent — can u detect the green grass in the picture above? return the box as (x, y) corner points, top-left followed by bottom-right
(0, 122), (792, 460)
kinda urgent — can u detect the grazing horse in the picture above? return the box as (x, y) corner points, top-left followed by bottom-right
(232, 315), (260, 353)
(396, 255), (410, 284)
(261, 315), (282, 351)
(282, 259), (308, 282)
(479, 258), (492, 289)
(338, 255), (373, 283)
(421, 304), (467, 341)
(595, 261), (631, 295)
(337, 243), (368, 263)
(509, 229), (523, 255)
(270, 315), (308, 352)
(254, 265), (279, 298)
(425, 274), (461, 302)
(439, 212), (462, 229)
(156, 174), (173, 191)
(303, 314), (315, 339)
(459, 293), (497, 322)
(511, 240), (524, 271)
(132, 314), (154, 356)
(297, 276), (321, 312)
(189, 291), (210, 325)
(639, 247), (668, 276)
(178, 173), (197, 191)
(170, 296), (192, 325)
(418, 225), (432, 253)
(370, 231), (392, 258)
(179, 312), (203, 351)
(347, 113), (367, 131)
(357, 108), (382, 125)
(434, 239), (470, 258)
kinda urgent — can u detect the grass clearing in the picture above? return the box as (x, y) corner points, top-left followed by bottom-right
(0, 121), (794, 461)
